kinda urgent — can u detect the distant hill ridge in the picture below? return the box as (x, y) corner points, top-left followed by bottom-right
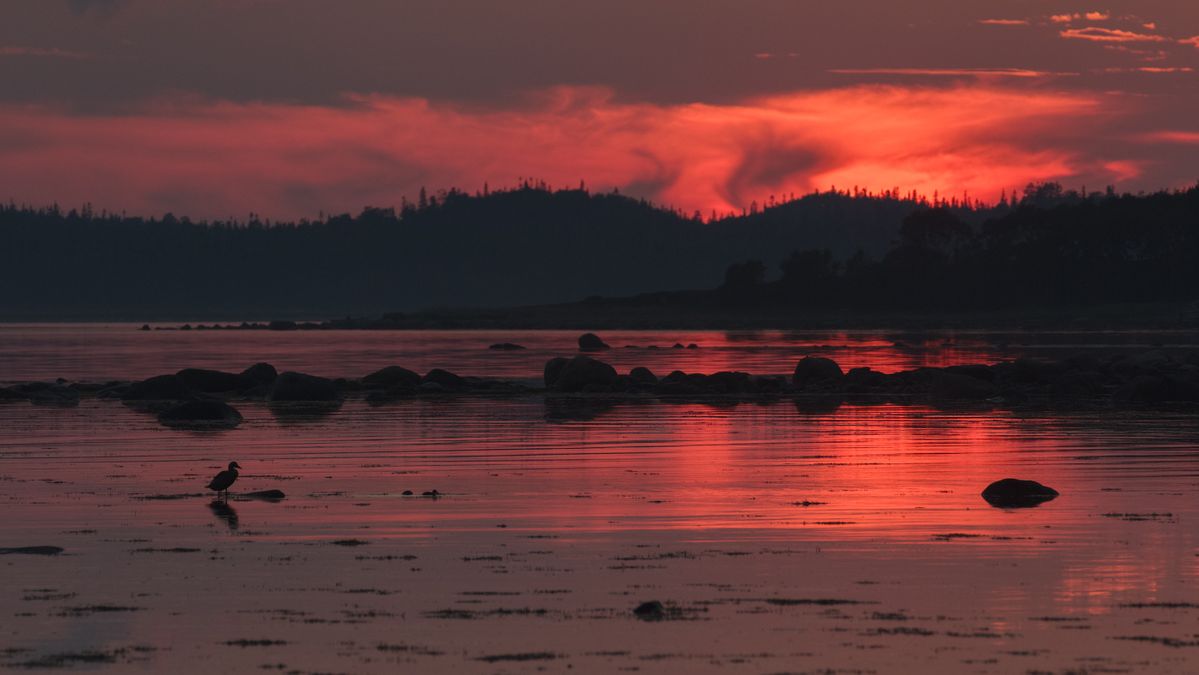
(0, 182), (1175, 319)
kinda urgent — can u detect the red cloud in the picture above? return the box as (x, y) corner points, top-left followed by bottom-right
(1060, 27), (1167, 43)
(0, 86), (1121, 220)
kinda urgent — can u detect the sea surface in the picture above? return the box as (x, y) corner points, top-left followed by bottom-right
(1, 325), (1197, 673)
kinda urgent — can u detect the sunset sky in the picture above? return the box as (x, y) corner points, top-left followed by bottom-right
(1, 0), (1197, 219)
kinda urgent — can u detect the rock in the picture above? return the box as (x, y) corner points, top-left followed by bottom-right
(16, 383), (81, 407)
(686, 343), (698, 350)
(401, 490), (414, 496)
(544, 358), (570, 387)
(240, 362), (278, 385)
(489, 343), (526, 351)
(157, 400), (243, 428)
(423, 369), (465, 390)
(269, 372), (339, 402)
(363, 366), (421, 389)
(844, 367), (886, 393)
(629, 367), (658, 385)
(672, 343), (685, 349)
(633, 601), (666, 620)
(707, 371), (753, 394)
(793, 357), (844, 387)
(578, 333), (610, 351)
(925, 370), (997, 400)
(176, 368), (249, 393)
(122, 374), (195, 402)
(418, 381), (448, 393)
(267, 320), (298, 331)
(139, 324), (151, 331)
(552, 356), (619, 392)
(981, 478), (1059, 508)
(944, 364), (995, 382)
(0, 387), (24, 402)
(422, 489), (441, 498)
(0, 546), (64, 556)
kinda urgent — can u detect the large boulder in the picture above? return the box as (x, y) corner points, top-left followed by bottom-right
(552, 356), (619, 392)
(122, 374), (195, 401)
(793, 357), (844, 387)
(544, 358), (570, 387)
(157, 400), (243, 429)
(176, 368), (249, 393)
(629, 367), (659, 385)
(707, 371), (753, 394)
(981, 478), (1059, 508)
(578, 333), (611, 351)
(240, 362), (278, 385)
(363, 366), (421, 389)
(269, 372), (340, 402)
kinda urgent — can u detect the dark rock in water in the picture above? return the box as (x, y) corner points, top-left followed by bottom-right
(578, 333), (610, 351)
(0, 546), (64, 556)
(707, 371), (753, 394)
(1007, 358), (1062, 385)
(544, 357), (570, 387)
(268, 320), (298, 331)
(422, 489), (441, 498)
(423, 369), (465, 390)
(1117, 374), (1199, 403)
(981, 478), (1059, 508)
(633, 601), (666, 620)
(176, 368), (249, 393)
(363, 365), (421, 389)
(925, 370), (997, 400)
(418, 381), (448, 393)
(23, 384), (81, 407)
(0, 386), (24, 402)
(240, 362), (278, 385)
(157, 400), (243, 428)
(686, 343), (699, 350)
(629, 367), (659, 385)
(793, 357), (844, 387)
(139, 324), (151, 331)
(401, 490), (414, 496)
(944, 364), (995, 382)
(269, 372), (340, 402)
(552, 356), (619, 392)
(122, 374), (195, 402)
(672, 343), (685, 349)
(240, 489), (286, 501)
(844, 367), (886, 393)
(489, 343), (526, 351)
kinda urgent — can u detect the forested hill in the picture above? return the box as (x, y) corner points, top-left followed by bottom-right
(0, 185), (990, 319)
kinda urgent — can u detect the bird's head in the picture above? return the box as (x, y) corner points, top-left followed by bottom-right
(229, 461), (242, 470)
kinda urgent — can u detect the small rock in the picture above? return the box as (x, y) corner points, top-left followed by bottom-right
(633, 601), (666, 620)
(269, 372), (339, 402)
(981, 478), (1059, 508)
(363, 366), (421, 388)
(578, 333), (610, 351)
(489, 343), (526, 351)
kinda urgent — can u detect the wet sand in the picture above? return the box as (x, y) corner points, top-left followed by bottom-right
(2, 397), (1197, 673)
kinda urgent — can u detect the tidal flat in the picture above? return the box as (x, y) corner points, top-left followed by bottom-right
(1, 327), (1197, 673)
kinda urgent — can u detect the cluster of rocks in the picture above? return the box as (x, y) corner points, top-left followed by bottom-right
(540, 350), (1199, 405)
(4, 348), (1199, 429)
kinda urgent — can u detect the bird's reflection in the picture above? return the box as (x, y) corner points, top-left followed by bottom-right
(208, 500), (239, 531)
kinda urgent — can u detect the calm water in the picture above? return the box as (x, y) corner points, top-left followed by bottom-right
(1, 326), (1197, 673)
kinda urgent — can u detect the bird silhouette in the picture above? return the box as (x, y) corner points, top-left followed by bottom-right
(206, 461), (241, 501)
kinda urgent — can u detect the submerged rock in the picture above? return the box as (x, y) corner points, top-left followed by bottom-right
(157, 400), (243, 428)
(489, 343), (526, 351)
(269, 371), (339, 402)
(240, 489), (286, 501)
(578, 333), (610, 351)
(25, 383), (82, 407)
(0, 546), (64, 556)
(981, 478), (1059, 508)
